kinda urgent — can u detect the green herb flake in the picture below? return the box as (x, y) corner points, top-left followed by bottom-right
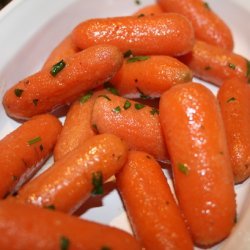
(124, 100), (131, 110)
(45, 204), (56, 210)
(204, 66), (211, 70)
(150, 108), (159, 115)
(127, 56), (150, 63)
(135, 103), (145, 110)
(113, 106), (121, 113)
(98, 95), (111, 101)
(123, 50), (133, 58)
(50, 60), (66, 76)
(101, 247), (112, 250)
(178, 163), (189, 175)
(228, 63), (236, 70)
(246, 60), (250, 79)
(80, 91), (93, 104)
(136, 87), (150, 99)
(227, 97), (236, 103)
(104, 82), (119, 95)
(14, 88), (24, 97)
(60, 236), (70, 250)
(33, 99), (38, 106)
(92, 171), (103, 195)
(28, 136), (41, 145)
(203, 2), (210, 10)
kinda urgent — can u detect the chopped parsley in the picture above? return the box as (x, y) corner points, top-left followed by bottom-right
(203, 2), (210, 10)
(127, 56), (150, 63)
(50, 60), (66, 76)
(150, 108), (159, 115)
(80, 91), (93, 104)
(98, 95), (111, 101)
(136, 87), (150, 99)
(228, 63), (236, 70)
(14, 88), (24, 97)
(135, 103), (145, 110)
(28, 136), (41, 145)
(178, 163), (189, 175)
(92, 171), (103, 195)
(226, 97), (236, 103)
(246, 60), (250, 79)
(124, 100), (131, 110)
(113, 106), (121, 113)
(104, 82), (119, 95)
(60, 236), (70, 250)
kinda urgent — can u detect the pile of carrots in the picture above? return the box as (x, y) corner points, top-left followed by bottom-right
(1, 0), (250, 249)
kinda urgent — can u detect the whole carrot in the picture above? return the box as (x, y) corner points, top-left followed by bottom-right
(72, 13), (194, 56)
(133, 3), (164, 16)
(116, 151), (194, 250)
(111, 55), (192, 98)
(159, 82), (236, 246)
(91, 93), (168, 162)
(217, 78), (250, 183)
(0, 201), (141, 250)
(158, 0), (234, 50)
(42, 34), (80, 69)
(53, 89), (109, 161)
(0, 114), (62, 198)
(3, 44), (123, 120)
(14, 134), (128, 214)
(180, 40), (249, 86)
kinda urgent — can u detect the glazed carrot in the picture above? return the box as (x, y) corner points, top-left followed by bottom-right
(3, 44), (123, 120)
(158, 0), (234, 50)
(110, 55), (193, 98)
(42, 35), (80, 69)
(159, 82), (236, 246)
(0, 114), (62, 199)
(217, 78), (250, 184)
(116, 151), (193, 250)
(91, 93), (168, 162)
(14, 134), (128, 214)
(180, 40), (249, 86)
(133, 3), (164, 16)
(72, 13), (194, 56)
(53, 89), (109, 161)
(0, 201), (141, 250)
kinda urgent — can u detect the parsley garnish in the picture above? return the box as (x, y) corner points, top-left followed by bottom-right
(14, 88), (24, 97)
(228, 63), (236, 70)
(227, 97), (236, 103)
(113, 106), (121, 113)
(246, 60), (250, 79)
(50, 60), (66, 76)
(104, 82), (119, 95)
(136, 87), (150, 99)
(203, 2), (210, 10)
(135, 103), (145, 110)
(124, 100), (131, 110)
(80, 91), (93, 104)
(92, 171), (103, 195)
(98, 95), (111, 101)
(178, 163), (189, 175)
(60, 236), (70, 250)
(28, 136), (41, 145)
(150, 108), (159, 115)
(127, 56), (150, 63)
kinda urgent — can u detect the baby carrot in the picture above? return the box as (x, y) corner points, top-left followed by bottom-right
(116, 151), (194, 250)
(42, 34), (80, 69)
(0, 114), (62, 199)
(14, 134), (128, 214)
(180, 40), (249, 86)
(91, 93), (168, 162)
(72, 13), (194, 56)
(0, 201), (141, 250)
(133, 3), (164, 16)
(53, 89), (109, 161)
(217, 78), (250, 184)
(110, 55), (193, 98)
(3, 44), (123, 120)
(159, 82), (236, 246)
(158, 0), (234, 50)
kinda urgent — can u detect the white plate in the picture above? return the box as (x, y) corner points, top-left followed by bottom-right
(0, 0), (250, 249)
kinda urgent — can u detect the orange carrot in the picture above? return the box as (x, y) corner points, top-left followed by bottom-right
(217, 78), (250, 183)
(3, 44), (123, 120)
(91, 93), (168, 162)
(0, 201), (141, 250)
(110, 55), (193, 98)
(159, 82), (236, 246)
(133, 3), (164, 16)
(180, 40), (249, 86)
(42, 35), (80, 69)
(72, 13), (194, 56)
(0, 114), (62, 199)
(53, 89), (109, 161)
(116, 151), (193, 250)
(14, 134), (128, 214)
(158, 0), (234, 50)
